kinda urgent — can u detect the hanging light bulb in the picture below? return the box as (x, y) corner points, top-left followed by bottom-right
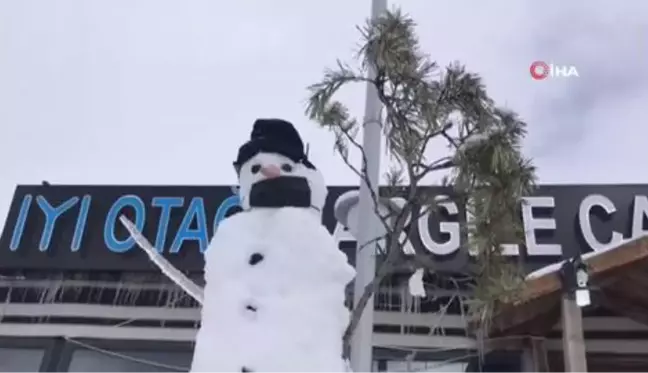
(560, 256), (591, 308)
(575, 266), (591, 307)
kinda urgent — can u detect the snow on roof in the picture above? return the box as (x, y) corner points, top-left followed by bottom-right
(526, 235), (648, 280)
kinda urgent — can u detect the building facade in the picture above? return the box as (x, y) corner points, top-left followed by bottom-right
(1, 184), (648, 372)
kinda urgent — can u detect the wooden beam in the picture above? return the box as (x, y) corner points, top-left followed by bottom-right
(606, 278), (648, 310)
(489, 294), (560, 336)
(561, 295), (587, 372)
(585, 237), (648, 275)
(599, 290), (648, 327)
(501, 299), (561, 338)
(521, 338), (549, 372)
(479, 237), (648, 337)
(615, 268), (648, 292)
(514, 236), (648, 306)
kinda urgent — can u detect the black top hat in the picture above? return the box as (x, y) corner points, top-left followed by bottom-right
(233, 119), (316, 172)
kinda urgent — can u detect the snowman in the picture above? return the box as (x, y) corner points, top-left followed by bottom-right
(122, 119), (355, 372)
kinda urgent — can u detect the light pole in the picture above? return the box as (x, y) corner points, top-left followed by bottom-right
(350, 0), (387, 371)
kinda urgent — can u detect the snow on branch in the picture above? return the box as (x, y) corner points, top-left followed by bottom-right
(305, 8), (537, 353)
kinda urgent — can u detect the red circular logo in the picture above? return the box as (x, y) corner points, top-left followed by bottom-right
(530, 61), (550, 80)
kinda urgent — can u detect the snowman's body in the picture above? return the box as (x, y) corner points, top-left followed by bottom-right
(188, 119), (355, 372)
(191, 207), (353, 372)
(124, 120), (354, 371)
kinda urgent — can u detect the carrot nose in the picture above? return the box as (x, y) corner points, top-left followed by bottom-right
(260, 165), (281, 179)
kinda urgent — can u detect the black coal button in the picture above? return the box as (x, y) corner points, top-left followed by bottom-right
(248, 253), (264, 265)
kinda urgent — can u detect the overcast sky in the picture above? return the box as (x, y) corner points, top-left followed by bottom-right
(1, 0), (647, 226)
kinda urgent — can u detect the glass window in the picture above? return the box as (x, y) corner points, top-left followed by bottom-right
(386, 360), (467, 372)
(0, 347), (45, 372)
(67, 348), (193, 372)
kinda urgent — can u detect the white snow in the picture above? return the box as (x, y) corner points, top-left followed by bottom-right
(190, 207), (355, 372)
(408, 268), (427, 298)
(525, 237), (640, 280)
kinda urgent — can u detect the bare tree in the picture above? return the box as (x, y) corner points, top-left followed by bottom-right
(306, 9), (537, 357)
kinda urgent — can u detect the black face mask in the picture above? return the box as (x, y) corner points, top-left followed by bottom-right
(248, 176), (312, 209)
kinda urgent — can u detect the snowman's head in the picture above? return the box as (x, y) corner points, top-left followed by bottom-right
(236, 152), (326, 212)
(233, 119), (327, 214)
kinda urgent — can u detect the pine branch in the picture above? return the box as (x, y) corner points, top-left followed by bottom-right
(306, 7), (537, 351)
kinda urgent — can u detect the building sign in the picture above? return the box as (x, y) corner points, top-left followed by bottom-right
(0, 185), (457, 271)
(1, 184), (648, 271)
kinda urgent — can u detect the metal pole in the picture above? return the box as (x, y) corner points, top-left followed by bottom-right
(351, 0), (387, 371)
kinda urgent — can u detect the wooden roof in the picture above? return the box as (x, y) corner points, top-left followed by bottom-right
(481, 235), (648, 338)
